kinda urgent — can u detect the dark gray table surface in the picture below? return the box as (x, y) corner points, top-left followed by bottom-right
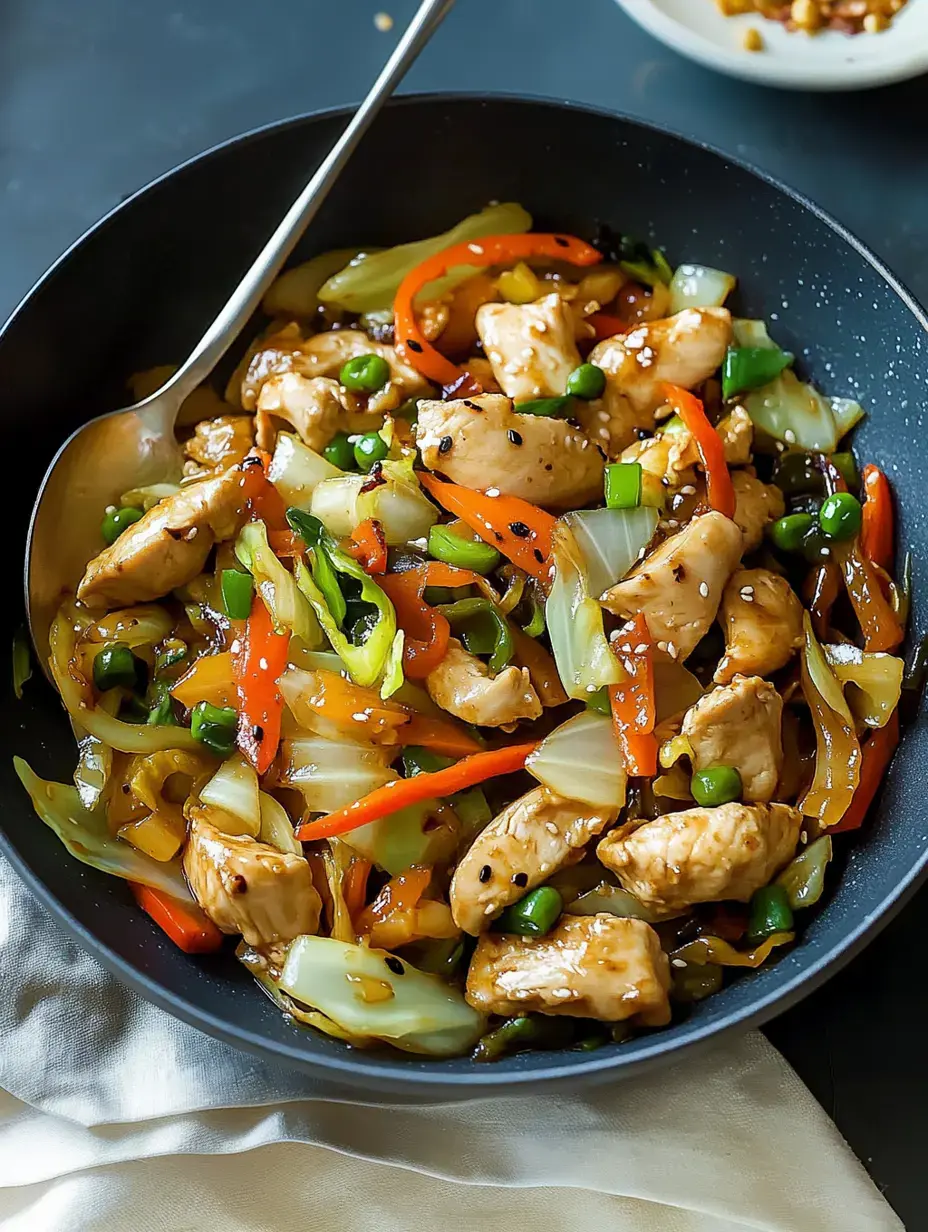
(2, 0), (926, 1223)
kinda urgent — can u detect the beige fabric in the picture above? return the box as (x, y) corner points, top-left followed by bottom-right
(0, 858), (901, 1231)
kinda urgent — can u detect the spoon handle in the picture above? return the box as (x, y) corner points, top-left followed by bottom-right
(155, 0), (455, 410)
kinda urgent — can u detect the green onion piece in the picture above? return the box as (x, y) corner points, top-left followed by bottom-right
(585, 688), (611, 716)
(831, 451), (859, 489)
(604, 462), (642, 510)
(473, 1014), (576, 1063)
(746, 884), (794, 943)
(652, 248), (674, 285)
(220, 569), (254, 620)
(691, 764), (742, 807)
(672, 962), (723, 1003)
(92, 644), (139, 693)
(155, 642), (188, 673)
(190, 701), (238, 757)
(101, 505), (144, 546)
(119, 695), (150, 723)
(619, 249), (673, 289)
(494, 886), (563, 936)
(428, 525), (501, 574)
(721, 346), (794, 400)
(12, 628), (32, 700)
(521, 592), (545, 639)
(286, 508), (326, 547)
(402, 746), (453, 777)
(438, 597), (513, 674)
(515, 396), (573, 417)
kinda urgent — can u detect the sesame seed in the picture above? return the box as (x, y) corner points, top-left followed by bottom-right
(508, 429), (523, 446)
(680, 485), (696, 496)
(373, 11), (393, 30)
(552, 987), (573, 999)
(699, 581), (710, 598)
(351, 712), (368, 722)
(545, 822), (560, 834)
(485, 486), (500, 497)
(598, 410), (610, 422)
(438, 435), (453, 454)
(484, 903), (497, 915)
(634, 643), (648, 654)
(784, 429), (796, 444)
(667, 643), (678, 659)
(479, 864), (492, 883)
(657, 641), (668, 653)
(609, 630), (621, 642)
(671, 958), (687, 969)
(520, 346), (535, 360)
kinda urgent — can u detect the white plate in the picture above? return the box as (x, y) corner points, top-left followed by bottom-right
(615, 0), (928, 90)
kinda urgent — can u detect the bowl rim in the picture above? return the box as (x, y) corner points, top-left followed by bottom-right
(4, 91), (928, 1090)
(612, 0), (928, 91)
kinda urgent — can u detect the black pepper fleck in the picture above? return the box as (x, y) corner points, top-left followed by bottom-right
(544, 463), (553, 472)
(512, 872), (529, 888)
(533, 548), (545, 564)
(243, 455), (264, 467)
(508, 429), (523, 446)
(385, 956), (405, 976)
(595, 444), (607, 461)
(509, 521), (530, 538)
(406, 339), (424, 353)
(554, 236), (570, 248)
(438, 435), (453, 454)
(479, 864), (492, 883)
(494, 531), (504, 543)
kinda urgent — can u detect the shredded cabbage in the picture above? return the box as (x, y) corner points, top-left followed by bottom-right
(669, 264), (736, 314)
(526, 710), (626, 812)
(568, 882), (660, 922)
(823, 643), (903, 729)
(84, 605), (174, 650)
(342, 799), (459, 876)
(279, 935), (486, 1056)
(268, 432), (342, 510)
(317, 202), (532, 314)
(235, 521), (324, 649)
(119, 483), (181, 511)
(199, 753), (262, 837)
(256, 792), (301, 856)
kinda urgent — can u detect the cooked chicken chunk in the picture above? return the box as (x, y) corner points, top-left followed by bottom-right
(255, 373), (369, 453)
(619, 427), (699, 491)
(576, 308), (732, 456)
(425, 639), (541, 728)
(241, 327), (431, 416)
(716, 568), (804, 684)
(450, 787), (616, 935)
(717, 406), (753, 466)
(465, 914), (671, 1025)
(475, 293), (582, 401)
(183, 414), (255, 478)
(598, 801), (802, 912)
(732, 471), (785, 552)
(77, 467), (249, 610)
(415, 394), (604, 509)
(600, 510), (743, 661)
(184, 814), (321, 950)
(682, 675), (784, 802)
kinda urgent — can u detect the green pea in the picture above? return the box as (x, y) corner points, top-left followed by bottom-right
(339, 353), (391, 394)
(691, 765), (742, 807)
(495, 886), (563, 936)
(92, 644), (139, 692)
(191, 701), (238, 757)
(565, 362), (606, 400)
(818, 491), (862, 541)
(353, 431), (389, 472)
(101, 506), (144, 545)
(427, 524), (501, 574)
(768, 512), (814, 553)
(323, 432), (357, 471)
(747, 884), (794, 943)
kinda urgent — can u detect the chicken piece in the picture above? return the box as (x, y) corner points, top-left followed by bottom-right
(462, 357), (501, 394)
(600, 510), (743, 661)
(450, 787), (616, 935)
(598, 801), (802, 912)
(475, 293), (582, 402)
(241, 327), (432, 416)
(717, 406), (753, 466)
(715, 568), (804, 684)
(183, 414), (255, 478)
(732, 470), (785, 552)
(576, 308), (732, 457)
(425, 639), (541, 728)
(415, 394), (604, 510)
(619, 426), (699, 492)
(465, 914), (671, 1025)
(255, 373), (368, 453)
(184, 814), (321, 950)
(682, 675), (783, 802)
(77, 467), (249, 610)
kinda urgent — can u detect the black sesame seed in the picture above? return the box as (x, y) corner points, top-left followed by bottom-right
(243, 455), (263, 467)
(595, 444), (607, 461)
(554, 236), (570, 248)
(636, 428), (650, 440)
(385, 956), (405, 976)
(509, 521), (531, 538)
(512, 872), (529, 888)
(252, 724), (264, 742)
(438, 435), (453, 454)
(479, 864), (492, 883)
(533, 548), (545, 564)
(544, 463), (553, 472)
(494, 531), (504, 543)
(508, 429), (523, 446)
(463, 399), (483, 412)
(406, 339), (424, 353)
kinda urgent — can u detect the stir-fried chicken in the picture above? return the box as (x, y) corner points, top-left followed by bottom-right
(254, 373), (370, 453)
(732, 470), (786, 552)
(598, 801), (802, 912)
(682, 675), (784, 802)
(183, 414), (255, 478)
(715, 568), (804, 684)
(475, 293), (582, 401)
(415, 393), (604, 509)
(425, 639), (542, 727)
(450, 787), (616, 935)
(465, 914), (671, 1025)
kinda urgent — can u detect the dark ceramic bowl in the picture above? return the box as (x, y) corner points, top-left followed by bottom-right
(3, 96), (926, 1095)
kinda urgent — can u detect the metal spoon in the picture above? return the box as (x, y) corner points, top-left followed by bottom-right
(25, 0), (455, 671)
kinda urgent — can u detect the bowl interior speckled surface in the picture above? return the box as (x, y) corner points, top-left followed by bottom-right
(3, 96), (927, 1095)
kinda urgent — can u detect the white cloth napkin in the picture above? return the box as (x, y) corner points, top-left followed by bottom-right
(0, 857), (901, 1232)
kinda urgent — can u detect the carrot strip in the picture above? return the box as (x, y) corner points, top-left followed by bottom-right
(131, 884), (223, 954)
(860, 464), (894, 573)
(345, 518), (388, 574)
(233, 595), (291, 775)
(295, 743), (537, 839)
(608, 614), (658, 777)
(830, 711), (900, 833)
(342, 858), (373, 919)
(378, 573), (451, 679)
(662, 383), (735, 519)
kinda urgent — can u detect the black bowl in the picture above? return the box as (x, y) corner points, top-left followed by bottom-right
(3, 96), (926, 1095)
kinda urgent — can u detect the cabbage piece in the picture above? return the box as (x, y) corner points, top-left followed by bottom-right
(84, 605), (175, 650)
(275, 735), (394, 815)
(380, 630), (406, 701)
(800, 614), (861, 830)
(776, 835), (833, 910)
(567, 882), (660, 921)
(268, 432), (342, 510)
(262, 247), (362, 318)
(317, 202), (532, 315)
(14, 757), (193, 898)
(341, 799), (459, 876)
(310, 462), (438, 547)
(238, 942), (370, 1044)
(280, 935), (485, 1056)
(823, 643), (903, 729)
(562, 507), (659, 600)
(669, 264), (736, 314)
(652, 656), (704, 725)
(235, 521), (323, 649)
(526, 710), (626, 811)
(671, 932), (794, 969)
(199, 753), (261, 836)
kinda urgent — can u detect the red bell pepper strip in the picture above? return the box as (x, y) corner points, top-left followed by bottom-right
(830, 710), (900, 833)
(295, 742), (538, 840)
(586, 312), (628, 341)
(345, 518), (388, 574)
(131, 884), (223, 954)
(662, 383), (735, 519)
(232, 594), (291, 775)
(860, 464), (894, 573)
(608, 614), (658, 778)
(378, 572), (451, 679)
(394, 233), (602, 393)
(832, 539), (904, 654)
(419, 473), (554, 583)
